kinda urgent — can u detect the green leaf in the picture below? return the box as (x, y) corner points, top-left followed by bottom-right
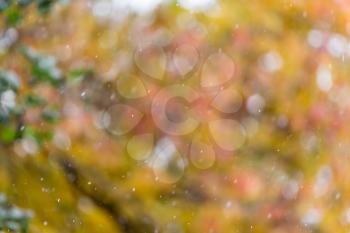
(22, 127), (48, 144)
(0, 125), (16, 143)
(33, 130), (53, 143)
(20, 47), (63, 86)
(6, 8), (22, 25)
(67, 69), (93, 83)
(36, 0), (56, 14)
(24, 95), (47, 106)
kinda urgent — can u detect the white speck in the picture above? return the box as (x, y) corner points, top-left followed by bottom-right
(0, 28), (18, 51)
(246, 94), (265, 115)
(100, 112), (111, 129)
(224, 200), (233, 208)
(260, 51), (283, 72)
(307, 29), (324, 48)
(147, 137), (185, 183)
(148, 138), (178, 169)
(111, 0), (165, 15)
(21, 137), (38, 155)
(327, 33), (347, 58)
(344, 208), (350, 224)
(313, 165), (332, 198)
(9, 207), (25, 218)
(53, 131), (71, 150)
(282, 179), (299, 200)
(302, 208), (322, 226)
(92, 1), (112, 18)
(316, 65), (333, 92)
(1, 89), (16, 111)
(178, 0), (217, 12)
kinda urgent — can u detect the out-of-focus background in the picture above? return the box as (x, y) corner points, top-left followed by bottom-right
(1, 0), (350, 232)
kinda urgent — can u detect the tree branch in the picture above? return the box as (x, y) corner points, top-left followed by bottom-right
(53, 152), (158, 233)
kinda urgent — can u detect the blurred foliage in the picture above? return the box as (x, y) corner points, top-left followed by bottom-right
(0, 0), (58, 25)
(1, 0), (350, 233)
(0, 193), (31, 233)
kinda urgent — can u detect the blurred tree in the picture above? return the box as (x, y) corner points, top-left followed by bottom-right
(1, 0), (350, 233)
